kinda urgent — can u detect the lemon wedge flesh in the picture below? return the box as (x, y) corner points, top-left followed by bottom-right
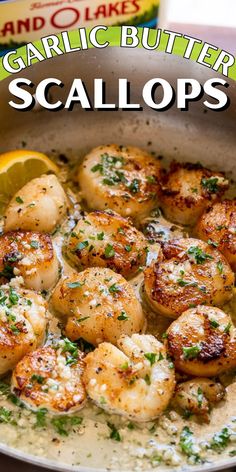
(0, 150), (59, 214)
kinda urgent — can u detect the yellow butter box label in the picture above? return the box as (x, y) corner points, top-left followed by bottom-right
(0, 0), (159, 47)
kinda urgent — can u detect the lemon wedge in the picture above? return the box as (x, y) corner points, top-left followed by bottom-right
(0, 150), (59, 214)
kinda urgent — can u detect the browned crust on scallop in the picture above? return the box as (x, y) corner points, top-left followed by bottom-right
(195, 199), (236, 271)
(166, 306), (236, 376)
(161, 161), (228, 200)
(82, 144), (162, 204)
(0, 231), (54, 283)
(67, 210), (147, 277)
(159, 161), (229, 225)
(0, 321), (34, 349)
(167, 314), (227, 364)
(144, 238), (234, 318)
(12, 346), (86, 412)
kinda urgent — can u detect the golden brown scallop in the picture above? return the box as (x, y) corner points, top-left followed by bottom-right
(4, 174), (69, 233)
(11, 343), (86, 414)
(144, 238), (234, 319)
(0, 284), (47, 375)
(65, 210), (148, 278)
(160, 162), (229, 226)
(166, 305), (236, 377)
(195, 199), (236, 272)
(172, 378), (226, 423)
(83, 334), (175, 422)
(77, 144), (161, 222)
(0, 231), (59, 291)
(144, 238), (234, 318)
(51, 268), (145, 346)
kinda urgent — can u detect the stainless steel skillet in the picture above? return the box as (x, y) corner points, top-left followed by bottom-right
(0, 46), (235, 471)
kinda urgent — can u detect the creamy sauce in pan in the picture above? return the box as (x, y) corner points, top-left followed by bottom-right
(0, 160), (236, 471)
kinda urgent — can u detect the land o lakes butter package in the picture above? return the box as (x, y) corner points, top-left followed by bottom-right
(0, 0), (159, 51)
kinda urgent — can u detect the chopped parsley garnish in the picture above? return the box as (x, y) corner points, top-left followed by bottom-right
(104, 244), (115, 258)
(15, 196), (24, 204)
(107, 422), (121, 442)
(179, 426), (200, 462)
(197, 387), (203, 407)
(31, 374), (45, 384)
(217, 261), (224, 274)
(177, 279), (197, 288)
(35, 408), (48, 428)
(61, 338), (78, 365)
(91, 163), (103, 173)
(207, 239), (218, 247)
(10, 325), (20, 335)
(71, 231), (79, 238)
(0, 406), (12, 424)
(187, 246), (213, 264)
(0, 381), (11, 396)
(124, 245), (132, 252)
(182, 344), (201, 360)
(109, 283), (121, 294)
(76, 240), (89, 251)
(224, 322), (232, 334)
(9, 287), (19, 305)
(229, 450), (236, 457)
(210, 427), (231, 451)
(0, 294), (7, 305)
(30, 240), (39, 249)
(0, 381), (23, 407)
(67, 281), (84, 289)
(158, 352), (164, 361)
(91, 154), (126, 187)
(129, 179), (140, 194)
(144, 353), (157, 365)
(117, 310), (129, 321)
(51, 416), (83, 436)
(97, 232), (104, 240)
(102, 177), (116, 186)
(210, 319), (220, 329)
(201, 177), (220, 194)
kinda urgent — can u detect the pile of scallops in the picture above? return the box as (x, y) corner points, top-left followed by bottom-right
(1, 144), (236, 423)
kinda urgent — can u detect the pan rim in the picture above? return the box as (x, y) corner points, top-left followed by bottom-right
(1, 440), (236, 472)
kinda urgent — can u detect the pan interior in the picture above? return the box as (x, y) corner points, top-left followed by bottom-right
(0, 47), (236, 472)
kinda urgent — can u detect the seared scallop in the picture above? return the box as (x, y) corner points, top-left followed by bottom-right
(0, 284), (47, 375)
(77, 145), (161, 221)
(83, 334), (175, 422)
(65, 210), (148, 278)
(11, 342), (86, 414)
(144, 238), (234, 319)
(0, 231), (59, 291)
(195, 199), (236, 271)
(160, 162), (229, 226)
(173, 378), (226, 422)
(166, 305), (236, 376)
(51, 268), (145, 346)
(4, 174), (69, 233)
